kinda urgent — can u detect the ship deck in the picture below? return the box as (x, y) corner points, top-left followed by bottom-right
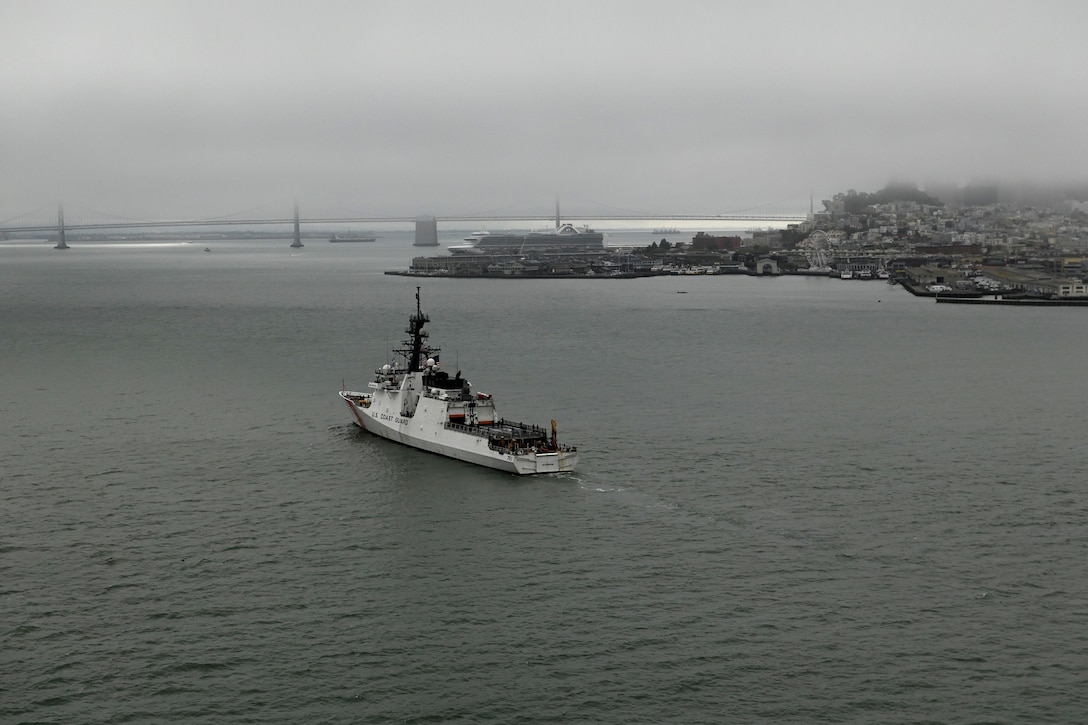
(446, 418), (548, 442)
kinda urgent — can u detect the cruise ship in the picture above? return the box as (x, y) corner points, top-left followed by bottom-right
(448, 206), (604, 255)
(449, 224), (604, 255)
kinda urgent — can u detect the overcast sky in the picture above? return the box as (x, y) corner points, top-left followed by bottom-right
(3, 0), (1088, 223)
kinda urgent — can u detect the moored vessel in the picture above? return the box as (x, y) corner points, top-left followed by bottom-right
(329, 233), (377, 243)
(447, 224), (604, 255)
(447, 204), (604, 255)
(338, 288), (578, 474)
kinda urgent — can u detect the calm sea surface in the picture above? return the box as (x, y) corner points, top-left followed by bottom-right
(3, 231), (1088, 723)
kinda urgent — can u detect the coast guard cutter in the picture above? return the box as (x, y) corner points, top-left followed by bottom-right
(339, 288), (578, 474)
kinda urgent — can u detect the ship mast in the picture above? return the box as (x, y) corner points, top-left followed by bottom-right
(406, 286), (429, 372)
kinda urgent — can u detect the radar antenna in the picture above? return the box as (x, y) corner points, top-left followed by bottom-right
(406, 286), (430, 372)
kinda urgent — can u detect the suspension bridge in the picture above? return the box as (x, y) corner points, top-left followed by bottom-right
(0, 202), (811, 236)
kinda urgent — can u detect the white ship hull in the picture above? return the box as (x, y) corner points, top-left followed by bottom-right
(340, 386), (576, 475)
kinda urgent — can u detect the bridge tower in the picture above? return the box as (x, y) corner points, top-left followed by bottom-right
(414, 216), (438, 247)
(290, 203), (303, 248)
(54, 203), (69, 250)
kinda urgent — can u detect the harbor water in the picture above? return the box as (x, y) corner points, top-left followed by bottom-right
(3, 231), (1088, 723)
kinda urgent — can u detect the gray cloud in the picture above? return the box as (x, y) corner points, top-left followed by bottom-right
(4, 0), (1088, 224)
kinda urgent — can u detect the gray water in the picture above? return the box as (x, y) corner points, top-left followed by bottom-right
(3, 233), (1087, 723)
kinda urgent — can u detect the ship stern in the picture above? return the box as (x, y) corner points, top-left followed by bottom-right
(512, 450), (578, 475)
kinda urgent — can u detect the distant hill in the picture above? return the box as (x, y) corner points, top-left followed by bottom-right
(831, 183), (943, 214)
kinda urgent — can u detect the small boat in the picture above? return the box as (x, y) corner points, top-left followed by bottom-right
(339, 288), (578, 475)
(203, 247), (212, 252)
